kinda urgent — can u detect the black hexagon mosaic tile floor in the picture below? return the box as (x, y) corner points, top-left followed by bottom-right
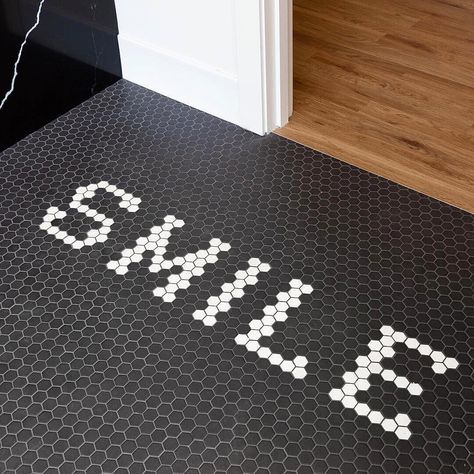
(0, 79), (473, 474)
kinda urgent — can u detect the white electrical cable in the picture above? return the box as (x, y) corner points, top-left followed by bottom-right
(0, 0), (46, 110)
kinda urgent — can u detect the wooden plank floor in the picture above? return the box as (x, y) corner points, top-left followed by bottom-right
(276, 0), (474, 212)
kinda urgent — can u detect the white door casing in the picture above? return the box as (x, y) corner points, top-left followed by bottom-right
(234, 0), (293, 134)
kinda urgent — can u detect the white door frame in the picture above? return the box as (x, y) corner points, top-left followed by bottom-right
(234, 0), (293, 135)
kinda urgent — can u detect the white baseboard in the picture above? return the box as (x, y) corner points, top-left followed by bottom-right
(118, 35), (240, 127)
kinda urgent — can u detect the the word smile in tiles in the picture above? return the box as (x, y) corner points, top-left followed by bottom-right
(40, 181), (460, 440)
(1, 79), (471, 473)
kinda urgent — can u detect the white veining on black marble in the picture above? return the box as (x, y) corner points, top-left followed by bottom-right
(90, 1), (103, 94)
(0, 0), (46, 110)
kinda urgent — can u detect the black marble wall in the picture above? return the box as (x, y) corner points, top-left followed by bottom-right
(0, 0), (122, 152)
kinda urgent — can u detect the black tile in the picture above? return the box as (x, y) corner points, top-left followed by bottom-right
(0, 79), (472, 473)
